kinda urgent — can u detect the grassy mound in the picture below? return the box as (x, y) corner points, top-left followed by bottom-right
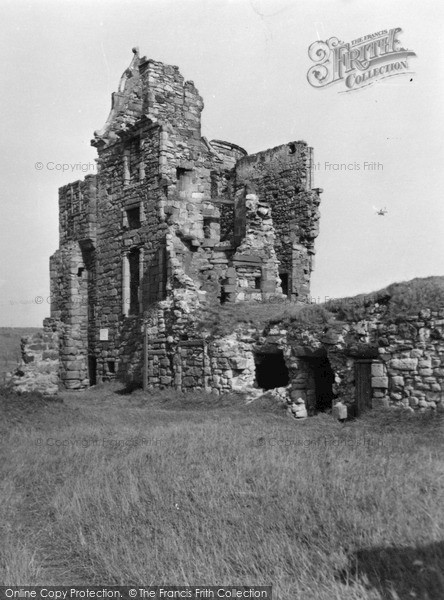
(198, 276), (444, 336)
(325, 276), (444, 323)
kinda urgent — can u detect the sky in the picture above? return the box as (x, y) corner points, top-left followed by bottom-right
(1, 0), (443, 326)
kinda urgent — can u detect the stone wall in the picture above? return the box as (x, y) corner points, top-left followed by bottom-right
(375, 309), (444, 410)
(15, 53), (443, 418)
(272, 307), (444, 415)
(139, 292), (444, 418)
(235, 143), (321, 301)
(37, 50), (321, 391)
(58, 175), (97, 246)
(9, 318), (60, 395)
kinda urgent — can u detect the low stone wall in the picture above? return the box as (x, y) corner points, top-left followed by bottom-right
(9, 318), (61, 395)
(142, 302), (444, 416)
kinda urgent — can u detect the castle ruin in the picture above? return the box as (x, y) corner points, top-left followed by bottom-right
(13, 49), (443, 416)
(48, 48), (322, 391)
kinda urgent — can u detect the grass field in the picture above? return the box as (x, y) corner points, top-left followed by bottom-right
(1, 384), (443, 599)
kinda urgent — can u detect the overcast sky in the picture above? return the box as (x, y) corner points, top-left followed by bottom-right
(1, 0), (443, 326)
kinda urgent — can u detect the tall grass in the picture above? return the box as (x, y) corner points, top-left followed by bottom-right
(1, 386), (443, 599)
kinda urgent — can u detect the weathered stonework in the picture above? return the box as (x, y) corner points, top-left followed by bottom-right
(13, 48), (321, 396)
(9, 318), (60, 395)
(264, 305), (444, 416)
(11, 49), (442, 417)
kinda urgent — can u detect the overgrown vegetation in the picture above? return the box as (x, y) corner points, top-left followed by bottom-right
(324, 276), (444, 323)
(1, 385), (443, 599)
(199, 276), (444, 336)
(198, 300), (333, 337)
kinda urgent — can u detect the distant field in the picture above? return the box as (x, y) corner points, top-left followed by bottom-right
(0, 327), (41, 380)
(0, 385), (443, 599)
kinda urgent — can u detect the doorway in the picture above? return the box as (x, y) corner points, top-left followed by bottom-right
(255, 350), (289, 389)
(299, 356), (335, 413)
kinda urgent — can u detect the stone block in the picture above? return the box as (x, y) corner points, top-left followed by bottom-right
(262, 282), (276, 292)
(419, 368), (433, 376)
(372, 396), (390, 408)
(292, 405), (308, 419)
(232, 255), (263, 265)
(418, 358), (432, 368)
(64, 380), (83, 389)
(390, 358), (418, 370)
(371, 363), (385, 377)
(63, 371), (80, 379)
(66, 360), (85, 370)
(372, 376), (388, 388)
(332, 402), (347, 420)
(230, 357), (248, 370)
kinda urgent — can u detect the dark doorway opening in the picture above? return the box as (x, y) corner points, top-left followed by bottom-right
(107, 360), (116, 374)
(88, 356), (97, 386)
(303, 356), (336, 412)
(255, 350), (289, 389)
(279, 273), (289, 296)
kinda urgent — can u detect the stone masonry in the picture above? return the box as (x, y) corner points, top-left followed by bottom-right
(10, 49), (443, 417)
(24, 48), (321, 392)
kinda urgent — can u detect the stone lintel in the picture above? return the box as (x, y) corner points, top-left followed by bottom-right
(232, 253), (263, 264)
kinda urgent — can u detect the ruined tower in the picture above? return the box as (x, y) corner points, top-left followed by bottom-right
(47, 48), (321, 390)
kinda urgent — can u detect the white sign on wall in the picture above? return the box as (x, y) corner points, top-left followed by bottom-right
(99, 328), (109, 341)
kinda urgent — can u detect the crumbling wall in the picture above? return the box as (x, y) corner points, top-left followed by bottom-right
(281, 307), (444, 415)
(9, 318), (61, 395)
(44, 51), (323, 390)
(375, 309), (444, 410)
(229, 191), (283, 302)
(235, 143), (321, 301)
(58, 175), (97, 246)
(143, 303), (444, 414)
(50, 240), (91, 390)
